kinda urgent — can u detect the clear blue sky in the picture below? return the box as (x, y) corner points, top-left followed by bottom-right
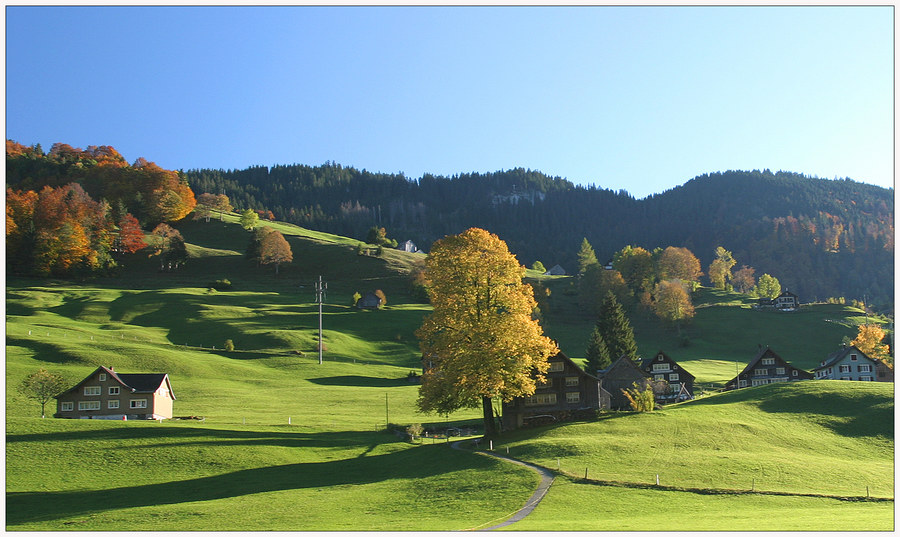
(5, 6), (894, 199)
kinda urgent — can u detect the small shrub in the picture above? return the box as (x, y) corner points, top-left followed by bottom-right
(211, 278), (232, 291)
(374, 289), (387, 308)
(352, 291), (362, 306)
(224, 339), (235, 351)
(406, 423), (424, 442)
(622, 381), (655, 412)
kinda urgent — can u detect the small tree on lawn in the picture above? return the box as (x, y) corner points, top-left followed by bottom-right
(240, 209), (259, 231)
(260, 229), (293, 276)
(755, 273), (781, 299)
(19, 368), (68, 418)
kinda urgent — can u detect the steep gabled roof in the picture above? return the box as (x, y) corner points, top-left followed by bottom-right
(737, 346), (783, 376)
(550, 351), (602, 382)
(598, 355), (649, 380)
(56, 366), (175, 400)
(814, 345), (876, 371)
(640, 350), (696, 382)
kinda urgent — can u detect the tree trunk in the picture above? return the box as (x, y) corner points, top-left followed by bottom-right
(41, 401), (46, 419)
(482, 396), (497, 438)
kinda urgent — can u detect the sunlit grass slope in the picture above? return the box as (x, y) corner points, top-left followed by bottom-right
(6, 214), (893, 531)
(498, 381), (892, 499)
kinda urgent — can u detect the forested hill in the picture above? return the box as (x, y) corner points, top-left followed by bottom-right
(5, 143), (890, 308)
(180, 165), (893, 308)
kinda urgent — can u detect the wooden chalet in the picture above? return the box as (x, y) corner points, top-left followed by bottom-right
(55, 365), (175, 420)
(814, 345), (887, 382)
(725, 346), (813, 390)
(502, 351), (611, 430)
(597, 355), (651, 410)
(640, 351), (695, 404)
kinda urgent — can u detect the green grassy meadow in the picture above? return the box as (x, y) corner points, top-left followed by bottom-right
(6, 215), (894, 530)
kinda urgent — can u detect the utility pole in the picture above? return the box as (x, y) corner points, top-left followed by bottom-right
(315, 275), (327, 365)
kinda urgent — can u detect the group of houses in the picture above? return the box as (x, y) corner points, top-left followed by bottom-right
(53, 344), (890, 424)
(501, 350), (697, 430)
(501, 343), (892, 430)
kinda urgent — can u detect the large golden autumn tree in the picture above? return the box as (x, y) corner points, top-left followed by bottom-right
(851, 323), (892, 366)
(416, 228), (558, 437)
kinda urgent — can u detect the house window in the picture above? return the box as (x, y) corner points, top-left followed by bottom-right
(549, 361), (564, 373)
(859, 364), (872, 373)
(860, 376), (874, 382)
(78, 401), (101, 411)
(657, 354), (665, 361)
(751, 379), (768, 386)
(109, 387), (120, 395)
(99, 373), (106, 381)
(652, 363), (670, 372)
(84, 386), (101, 396)
(566, 392), (581, 403)
(524, 393), (557, 406)
(108, 400), (119, 409)
(668, 373), (679, 381)
(775, 367), (785, 375)
(130, 399), (148, 409)
(762, 358), (775, 365)
(850, 354), (858, 361)
(538, 377), (552, 387)
(739, 380), (748, 388)
(753, 368), (768, 376)
(565, 377), (579, 387)
(654, 374), (665, 381)
(839, 365), (851, 373)
(60, 402), (74, 411)
(792, 370), (798, 376)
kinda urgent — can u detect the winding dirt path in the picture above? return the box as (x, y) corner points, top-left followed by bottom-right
(451, 440), (555, 530)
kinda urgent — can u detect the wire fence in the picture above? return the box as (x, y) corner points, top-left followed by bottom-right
(474, 443), (894, 501)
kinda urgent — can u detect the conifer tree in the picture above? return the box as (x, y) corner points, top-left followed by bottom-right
(576, 237), (599, 274)
(596, 291), (639, 363)
(584, 326), (612, 375)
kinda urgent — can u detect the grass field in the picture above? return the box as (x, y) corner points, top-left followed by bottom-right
(6, 214), (894, 531)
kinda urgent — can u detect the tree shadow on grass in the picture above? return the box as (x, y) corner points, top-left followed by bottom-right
(6, 436), (489, 526)
(6, 336), (91, 365)
(307, 375), (411, 388)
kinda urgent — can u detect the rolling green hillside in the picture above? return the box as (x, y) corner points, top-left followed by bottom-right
(6, 215), (893, 531)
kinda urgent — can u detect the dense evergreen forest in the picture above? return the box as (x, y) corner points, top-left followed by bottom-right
(6, 140), (892, 309)
(182, 164), (893, 309)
